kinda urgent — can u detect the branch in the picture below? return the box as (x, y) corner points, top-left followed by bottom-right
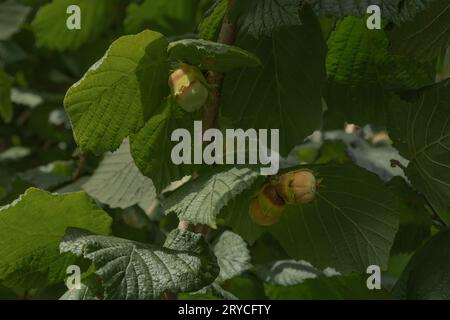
(177, 3), (237, 235)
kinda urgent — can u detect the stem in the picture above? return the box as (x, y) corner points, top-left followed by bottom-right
(177, 2), (237, 236)
(73, 152), (87, 180)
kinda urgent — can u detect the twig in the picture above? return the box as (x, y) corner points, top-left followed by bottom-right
(73, 152), (87, 180)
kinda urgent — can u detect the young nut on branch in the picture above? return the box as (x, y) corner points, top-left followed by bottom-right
(249, 183), (286, 226)
(168, 65), (209, 112)
(277, 169), (317, 204)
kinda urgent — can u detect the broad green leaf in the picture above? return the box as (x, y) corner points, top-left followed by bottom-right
(124, 0), (204, 36)
(31, 0), (117, 51)
(199, 0), (227, 41)
(265, 273), (388, 299)
(0, 69), (13, 123)
(231, 0), (302, 37)
(325, 17), (433, 126)
(388, 80), (450, 224)
(0, 188), (112, 289)
(392, 229), (450, 299)
(167, 39), (261, 72)
(19, 160), (74, 190)
(390, 0), (450, 62)
(64, 30), (169, 155)
(60, 228), (219, 299)
(222, 5), (326, 156)
(0, 0), (31, 40)
(270, 164), (400, 273)
(163, 167), (259, 228)
(387, 177), (431, 254)
(130, 99), (195, 193)
(213, 231), (252, 283)
(82, 139), (156, 209)
(256, 260), (339, 286)
(223, 164), (400, 273)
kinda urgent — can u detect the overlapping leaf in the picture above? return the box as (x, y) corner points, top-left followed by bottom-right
(387, 177), (431, 254)
(392, 229), (450, 299)
(130, 99), (195, 193)
(168, 39), (261, 72)
(213, 231), (252, 283)
(222, 5), (326, 156)
(60, 228), (219, 299)
(231, 0), (302, 37)
(124, 0), (206, 36)
(222, 164), (400, 273)
(163, 167), (259, 228)
(82, 139), (156, 209)
(199, 0), (227, 41)
(0, 188), (112, 289)
(388, 80), (450, 224)
(64, 30), (169, 154)
(325, 16), (433, 126)
(390, 0), (450, 62)
(32, 0), (118, 51)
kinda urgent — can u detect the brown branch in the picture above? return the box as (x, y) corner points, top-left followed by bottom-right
(177, 4), (237, 236)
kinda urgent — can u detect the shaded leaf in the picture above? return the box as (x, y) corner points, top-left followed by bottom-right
(222, 5), (326, 156)
(390, 0), (450, 62)
(82, 139), (156, 209)
(0, 188), (112, 289)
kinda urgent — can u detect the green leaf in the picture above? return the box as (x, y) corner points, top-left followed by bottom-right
(265, 273), (388, 299)
(82, 139), (156, 209)
(199, 0), (227, 41)
(221, 5), (326, 156)
(390, 0), (450, 62)
(19, 160), (74, 190)
(388, 80), (450, 224)
(124, 0), (204, 36)
(392, 229), (450, 299)
(213, 231), (252, 283)
(64, 30), (169, 154)
(325, 16), (433, 126)
(130, 99), (195, 193)
(0, 69), (13, 123)
(163, 167), (259, 228)
(60, 228), (219, 299)
(0, 188), (112, 289)
(223, 164), (400, 273)
(168, 39), (261, 72)
(0, 0), (31, 40)
(387, 177), (431, 254)
(31, 0), (117, 51)
(256, 260), (339, 286)
(231, 0), (302, 37)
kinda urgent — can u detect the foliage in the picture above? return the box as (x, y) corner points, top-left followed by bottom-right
(0, 0), (449, 300)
